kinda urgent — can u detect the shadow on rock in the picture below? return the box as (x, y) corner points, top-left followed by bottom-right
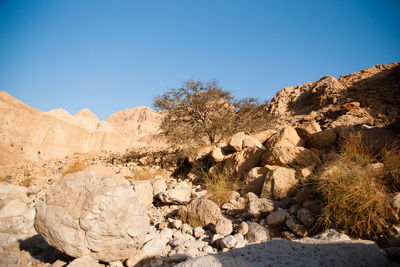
(18, 234), (72, 264)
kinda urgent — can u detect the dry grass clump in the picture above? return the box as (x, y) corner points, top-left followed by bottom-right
(62, 160), (88, 175)
(130, 167), (157, 180)
(316, 132), (393, 239)
(197, 164), (240, 206)
(382, 146), (400, 190)
(20, 177), (33, 188)
(0, 175), (11, 183)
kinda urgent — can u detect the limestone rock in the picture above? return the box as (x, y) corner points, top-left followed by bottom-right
(297, 208), (315, 228)
(267, 209), (290, 226)
(250, 130), (276, 144)
(34, 169), (150, 262)
(132, 180), (153, 206)
(228, 132), (247, 152)
(152, 177), (167, 196)
(0, 199), (28, 218)
(260, 167), (297, 199)
(227, 147), (266, 177)
(245, 222), (270, 243)
(219, 235), (237, 249)
(238, 222), (249, 236)
(210, 147), (225, 163)
(265, 126), (302, 148)
(306, 129), (337, 149)
(242, 136), (263, 149)
(214, 218), (233, 236)
(158, 181), (191, 204)
(243, 165), (277, 195)
(179, 198), (222, 228)
(247, 198), (274, 216)
(67, 255), (105, 267)
(262, 146), (321, 167)
(286, 216), (307, 237)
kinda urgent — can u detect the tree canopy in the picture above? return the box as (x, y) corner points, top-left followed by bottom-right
(154, 80), (272, 145)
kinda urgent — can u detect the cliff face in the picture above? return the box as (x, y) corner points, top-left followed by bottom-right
(0, 92), (164, 165)
(107, 105), (165, 147)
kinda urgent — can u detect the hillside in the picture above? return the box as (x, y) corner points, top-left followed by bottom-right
(0, 92), (163, 165)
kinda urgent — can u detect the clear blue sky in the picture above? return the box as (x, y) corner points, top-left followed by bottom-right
(0, 0), (399, 120)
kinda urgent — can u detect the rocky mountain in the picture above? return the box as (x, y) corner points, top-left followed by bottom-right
(0, 92), (163, 165)
(107, 105), (165, 147)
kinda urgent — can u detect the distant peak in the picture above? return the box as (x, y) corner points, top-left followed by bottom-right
(74, 108), (99, 120)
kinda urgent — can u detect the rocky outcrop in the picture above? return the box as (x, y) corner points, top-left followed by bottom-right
(34, 168), (150, 262)
(268, 63), (400, 129)
(107, 106), (165, 147)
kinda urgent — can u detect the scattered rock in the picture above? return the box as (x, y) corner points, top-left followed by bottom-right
(297, 208), (315, 228)
(228, 131), (247, 152)
(219, 235), (237, 249)
(158, 181), (191, 204)
(214, 218), (233, 236)
(132, 179), (153, 206)
(247, 198), (274, 216)
(245, 222), (270, 243)
(260, 167), (297, 199)
(267, 209), (290, 226)
(265, 126), (302, 148)
(286, 216), (307, 237)
(306, 129), (337, 149)
(179, 198), (222, 228)
(210, 147), (225, 163)
(262, 146), (321, 167)
(237, 221), (249, 236)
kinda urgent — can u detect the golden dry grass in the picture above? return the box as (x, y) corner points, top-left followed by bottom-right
(20, 177), (33, 188)
(62, 160), (88, 175)
(198, 164), (240, 206)
(130, 168), (155, 180)
(315, 132), (393, 239)
(0, 175), (11, 183)
(382, 145), (400, 191)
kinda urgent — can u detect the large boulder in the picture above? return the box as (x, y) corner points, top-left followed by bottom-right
(305, 129), (337, 149)
(179, 198), (222, 228)
(250, 130), (276, 144)
(265, 126), (302, 148)
(262, 146), (321, 167)
(34, 169), (150, 262)
(243, 165), (278, 195)
(227, 147), (266, 177)
(260, 167), (297, 199)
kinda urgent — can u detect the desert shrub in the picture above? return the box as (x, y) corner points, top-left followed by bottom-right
(20, 177), (33, 188)
(195, 163), (240, 206)
(154, 80), (272, 146)
(316, 132), (393, 239)
(130, 167), (159, 180)
(62, 160), (88, 175)
(382, 145), (400, 191)
(0, 175), (11, 183)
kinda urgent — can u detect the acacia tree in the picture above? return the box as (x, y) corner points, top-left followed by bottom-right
(154, 80), (272, 145)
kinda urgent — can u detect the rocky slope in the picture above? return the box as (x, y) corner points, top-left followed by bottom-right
(268, 62), (400, 130)
(0, 92), (163, 165)
(1, 63), (400, 267)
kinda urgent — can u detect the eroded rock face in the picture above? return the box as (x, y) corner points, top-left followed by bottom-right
(34, 169), (150, 262)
